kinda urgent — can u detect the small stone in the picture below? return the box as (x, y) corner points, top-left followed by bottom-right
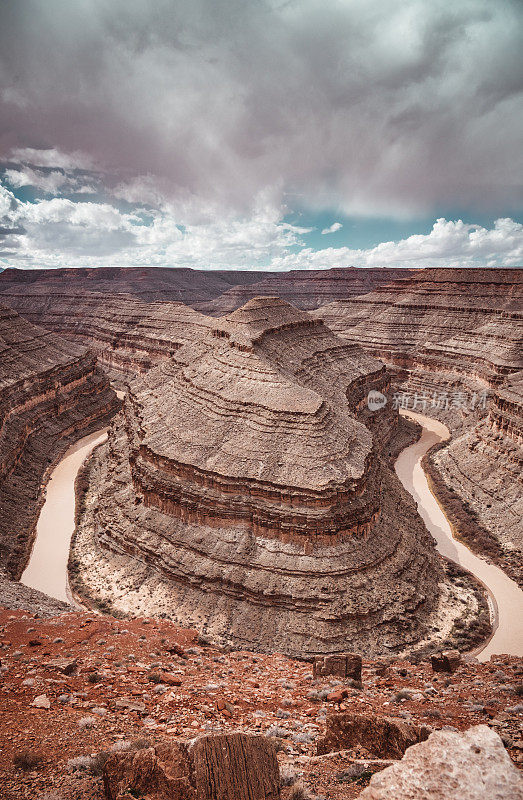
(32, 694), (51, 709)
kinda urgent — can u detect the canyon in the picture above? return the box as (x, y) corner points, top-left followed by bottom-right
(0, 303), (118, 583)
(70, 297), (447, 657)
(0, 266), (520, 647)
(0, 265), (521, 799)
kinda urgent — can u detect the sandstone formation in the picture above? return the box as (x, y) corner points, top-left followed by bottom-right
(0, 266), (280, 306)
(0, 265), (412, 316)
(0, 302), (118, 577)
(359, 725), (523, 800)
(194, 266), (415, 315)
(316, 712), (432, 758)
(72, 297), (443, 657)
(0, 289), (214, 380)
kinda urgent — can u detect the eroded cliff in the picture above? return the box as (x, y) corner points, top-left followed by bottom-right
(0, 303), (119, 577)
(314, 268), (523, 577)
(71, 298), (443, 657)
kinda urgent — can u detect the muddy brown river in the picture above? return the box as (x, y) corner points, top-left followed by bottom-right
(395, 409), (523, 661)
(21, 428), (108, 605)
(21, 409), (523, 659)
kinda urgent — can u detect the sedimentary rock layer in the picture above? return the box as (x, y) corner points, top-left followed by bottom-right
(314, 268), (522, 393)
(0, 289), (214, 379)
(0, 266), (280, 305)
(315, 268), (523, 569)
(0, 303), (119, 576)
(75, 297), (442, 657)
(194, 267), (415, 315)
(0, 265), (412, 316)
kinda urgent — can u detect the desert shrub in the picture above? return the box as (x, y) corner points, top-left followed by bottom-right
(147, 672), (162, 684)
(87, 671), (102, 684)
(514, 685), (523, 697)
(13, 750), (42, 771)
(88, 751), (110, 776)
(280, 764), (297, 787)
(77, 716), (97, 729)
(394, 689), (413, 702)
(288, 783), (314, 800)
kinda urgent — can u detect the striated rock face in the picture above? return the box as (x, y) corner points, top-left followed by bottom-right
(0, 303), (118, 577)
(314, 268), (522, 394)
(0, 265), (413, 317)
(103, 734), (280, 800)
(316, 712), (432, 758)
(315, 268), (523, 570)
(0, 266), (280, 306)
(194, 267), (415, 315)
(74, 297), (442, 657)
(0, 289), (215, 380)
(359, 725), (523, 800)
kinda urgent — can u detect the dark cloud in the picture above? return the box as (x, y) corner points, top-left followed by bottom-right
(0, 0), (521, 218)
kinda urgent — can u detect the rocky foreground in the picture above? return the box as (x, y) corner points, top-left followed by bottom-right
(0, 607), (521, 799)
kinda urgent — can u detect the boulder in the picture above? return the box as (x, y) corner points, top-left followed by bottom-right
(190, 733), (280, 800)
(359, 725), (523, 799)
(313, 653), (362, 681)
(104, 743), (194, 800)
(31, 694), (50, 709)
(316, 712), (432, 759)
(103, 733), (280, 800)
(431, 649), (461, 673)
(45, 657), (77, 675)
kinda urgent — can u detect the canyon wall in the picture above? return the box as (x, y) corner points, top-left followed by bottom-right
(0, 303), (119, 577)
(314, 269), (523, 574)
(0, 289), (215, 380)
(0, 265), (414, 316)
(72, 297), (443, 657)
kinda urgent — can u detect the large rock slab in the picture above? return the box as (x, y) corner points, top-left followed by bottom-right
(313, 653), (362, 681)
(103, 734), (280, 800)
(316, 712), (432, 759)
(359, 725), (523, 800)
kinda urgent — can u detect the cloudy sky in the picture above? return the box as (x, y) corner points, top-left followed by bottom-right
(0, 0), (522, 270)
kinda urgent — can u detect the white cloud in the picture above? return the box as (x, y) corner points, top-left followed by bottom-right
(0, 184), (15, 218)
(1, 177), (521, 270)
(9, 147), (94, 171)
(321, 222), (343, 234)
(269, 218), (523, 270)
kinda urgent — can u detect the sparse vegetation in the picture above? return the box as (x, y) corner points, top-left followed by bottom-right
(87, 671), (102, 683)
(77, 715), (97, 729)
(288, 782), (314, 800)
(280, 764), (297, 787)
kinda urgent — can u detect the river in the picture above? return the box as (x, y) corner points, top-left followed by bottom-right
(395, 409), (523, 661)
(20, 428), (108, 605)
(20, 410), (523, 659)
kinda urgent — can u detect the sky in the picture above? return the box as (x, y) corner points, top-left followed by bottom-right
(0, 0), (522, 271)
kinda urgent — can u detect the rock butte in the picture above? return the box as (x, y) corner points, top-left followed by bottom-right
(74, 297), (442, 656)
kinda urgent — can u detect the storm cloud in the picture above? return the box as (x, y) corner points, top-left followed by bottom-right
(0, 0), (522, 267)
